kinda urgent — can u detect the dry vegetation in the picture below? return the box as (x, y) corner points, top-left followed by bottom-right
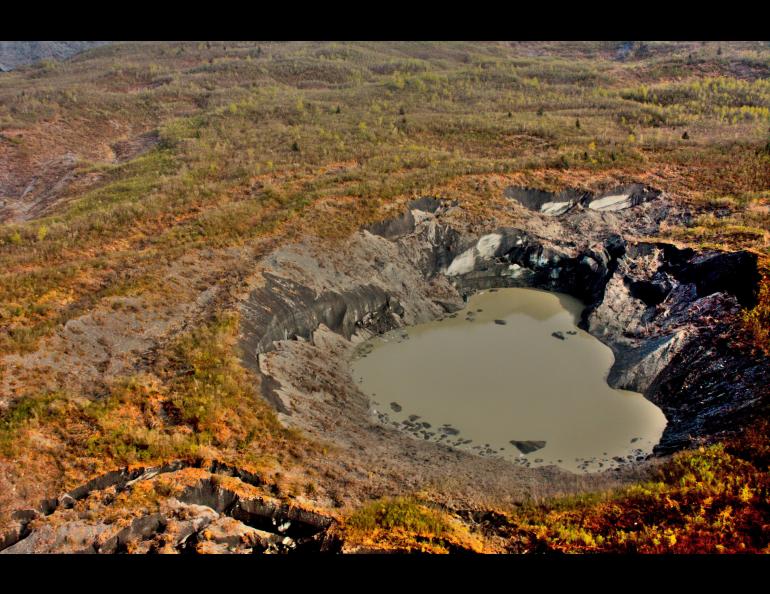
(1, 41), (769, 356)
(341, 422), (770, 553)
(340, 496), (485, 553)
(0, 41), (769, 551)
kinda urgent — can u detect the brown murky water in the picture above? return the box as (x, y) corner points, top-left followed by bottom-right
(351, 288), (667, 473)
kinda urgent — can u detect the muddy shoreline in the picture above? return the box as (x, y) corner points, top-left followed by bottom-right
(350, 287), (667, 473)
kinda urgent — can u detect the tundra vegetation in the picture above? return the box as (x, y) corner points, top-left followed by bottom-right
(0, 41), (769, 552)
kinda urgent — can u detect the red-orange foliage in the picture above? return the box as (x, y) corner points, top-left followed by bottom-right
(506, 421), (770, 553)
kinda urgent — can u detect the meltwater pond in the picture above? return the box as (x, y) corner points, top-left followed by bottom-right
(351, 288), (667, 473)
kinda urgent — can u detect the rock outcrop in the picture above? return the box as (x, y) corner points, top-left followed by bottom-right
(0, 462), (338, 554)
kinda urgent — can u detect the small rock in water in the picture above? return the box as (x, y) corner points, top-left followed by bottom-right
(476, 309), (483, 312)
(551, 331), (565, 340)
(389, 402), (402, 412)
(408, 414), (421, 422)
(494, 319), (507, 325)
(566, 330), (577, 335)
(440, 426), (460, 436)
(421, 421), (431, 428)
(509, 440), (547, 454)
(630, 437), (641, 443)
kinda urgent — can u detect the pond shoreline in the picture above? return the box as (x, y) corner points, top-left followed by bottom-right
(351, 287), (667, 474)
(236, 191), (766, 510)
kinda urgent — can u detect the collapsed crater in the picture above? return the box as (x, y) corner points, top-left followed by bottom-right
(5, 183), (767, 552)
(239, 187), (767, 504)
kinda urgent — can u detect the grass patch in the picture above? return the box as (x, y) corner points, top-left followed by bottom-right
(0, 391), (72, 455)
(347, 497), (451, 535)
(0, 312), (304, 482)
(82, 311), (298, 466)
(343, 496), (483, 553)
(741, 274), (770, 355)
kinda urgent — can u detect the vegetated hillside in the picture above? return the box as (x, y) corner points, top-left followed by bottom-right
(0, 41), (768, 553)
(0, 41), (109, 71)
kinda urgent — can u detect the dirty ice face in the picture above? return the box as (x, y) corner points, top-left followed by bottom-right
(588, 193), (635, 211)
(445, 233), (502, 276)
(351, 288), (667, 473)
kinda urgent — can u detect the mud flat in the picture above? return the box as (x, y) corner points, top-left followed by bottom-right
(352, 288), (667, 473)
